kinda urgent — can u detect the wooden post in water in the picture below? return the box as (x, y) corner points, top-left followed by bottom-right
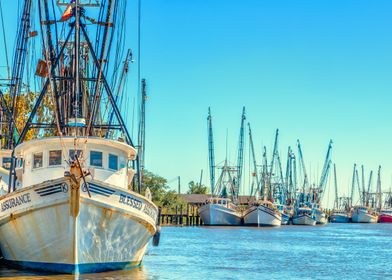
(186, 204), (189, 226)
(180, 205), (183, 225)
(190, 205), (194, 226)
(175, 205), (178, 225)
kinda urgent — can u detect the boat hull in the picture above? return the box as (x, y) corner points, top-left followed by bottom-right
(292, 214), (317, 226)
(243, 205), (281, 226)
(351, 211), (377, 223)
(330, 213), (351, 223)
(0, 178), (157, 274)
(198, 204), (242, 226)
(313, 209), (328, 225)
(378, 213), (392, 223)
(281, 213), (290, 225)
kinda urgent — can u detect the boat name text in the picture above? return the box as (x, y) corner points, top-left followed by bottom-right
(119, 194), (143, 210)
(119, 194), (157, 220)
(1, 193), (31, 212)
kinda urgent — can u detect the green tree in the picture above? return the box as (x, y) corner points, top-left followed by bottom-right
(187, 181), (208, 194)
(141, 170), (168, 204)
(160, 190), (187, 213)
(140, 170), (188, 213)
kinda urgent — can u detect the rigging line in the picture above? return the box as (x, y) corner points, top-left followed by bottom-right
(50, 0), (59, 55)
(85, 0), (114, 135)
(0, 0), (10, 79)
(137, 0), (141, 130)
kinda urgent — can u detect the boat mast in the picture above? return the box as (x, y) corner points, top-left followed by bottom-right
(236, 107), (246, 195)
(376, 166), (382, 211)
(333, 163), (338, 209)
(8, 0), (32, 149)
(317, 140), (332, 203)
(247, 122), (259, 197)
(350, 164), (356, 207)
(207, 107), (215, 195)
(366, 170), (373, 206)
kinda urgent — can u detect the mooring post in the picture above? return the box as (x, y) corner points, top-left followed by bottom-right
(175, 205), (178, 225)
(180, 205), (183, 225)
(186, 204), (189, 226)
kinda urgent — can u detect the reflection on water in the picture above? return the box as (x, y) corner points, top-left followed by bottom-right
(0, 224), (392, 279)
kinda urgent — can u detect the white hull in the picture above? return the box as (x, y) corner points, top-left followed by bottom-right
(0, 178), (157, 273)
(243, 205), (281, 226)
(351, 211), (377, 223)
(198, 204), (242, 226)
(292, 214), (317, 226)
(313, 210), (328, 225)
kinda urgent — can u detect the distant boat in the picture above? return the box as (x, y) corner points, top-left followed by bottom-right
(351, 206), (378, 223)
(330, 210), (351, 223)
(198, 198), (242, 226)
(378, 210), (392, 223)
(243, 200), (281, 226)
(292, 207), (317, 226)
(310, 203), (328, 224)
(274, 203), (291, 225)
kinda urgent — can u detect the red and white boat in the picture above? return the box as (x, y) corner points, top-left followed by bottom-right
(378, 210), (392, 223)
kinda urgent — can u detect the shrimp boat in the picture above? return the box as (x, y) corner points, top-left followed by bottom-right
(379, 192), (392, 223)
(199, 109), (244, 226)
(311, 203), (328, 225)
(198, 197), (242, 226)
(243, 200), (281, 226)
(330, 210), (351, 223)
(379, 210), (392, 223)
(0, 0), (159, 273)
(292, 207), (317, 226)
(198, 160), (242, 226)
(351, 206), (378, 223)
(274, 203), (290, 225)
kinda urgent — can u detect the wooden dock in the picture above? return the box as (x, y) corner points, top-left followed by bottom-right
(159, 205), (203, 226)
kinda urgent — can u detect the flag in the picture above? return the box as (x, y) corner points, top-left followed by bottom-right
(60, 0), (75, 22)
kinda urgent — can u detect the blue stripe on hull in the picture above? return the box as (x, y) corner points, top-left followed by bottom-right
(4, 260), (142, 274)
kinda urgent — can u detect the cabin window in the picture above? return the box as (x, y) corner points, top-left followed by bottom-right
(49, 150), (62, 166)
(108, 154), (118, 170)
(2, 157), (11, 170)
(33, 152), (43, 169)
(90, 151), (103, 167)
(69, 149), (82, 161)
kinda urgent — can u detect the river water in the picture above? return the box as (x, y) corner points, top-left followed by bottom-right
(0, 223), (391, 279)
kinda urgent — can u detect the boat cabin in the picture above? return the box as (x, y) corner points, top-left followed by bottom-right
(205, 197), (238, 210)
(296, 207), (313, 215)
(14, 137), (137, 189)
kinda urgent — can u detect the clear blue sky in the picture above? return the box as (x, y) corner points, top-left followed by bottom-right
(1, 1), (392, 207)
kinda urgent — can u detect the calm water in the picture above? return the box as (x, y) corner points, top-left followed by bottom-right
(0, 223), (391, 279)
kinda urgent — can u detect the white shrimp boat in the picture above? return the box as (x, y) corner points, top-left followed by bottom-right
(311, 204), (328, 225)
(198, 197), (242, 226)
(243, 200), (281, 226)
(330, 210), (351, 223)
(351, 206), (378, 223)
(0, 137), (158, 273)
(292, 207), (317, 226)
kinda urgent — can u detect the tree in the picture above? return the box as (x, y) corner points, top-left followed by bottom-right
(187, 181), (208, 194)
(141, 170), (187, 213)
(141, 170), (168, 204)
